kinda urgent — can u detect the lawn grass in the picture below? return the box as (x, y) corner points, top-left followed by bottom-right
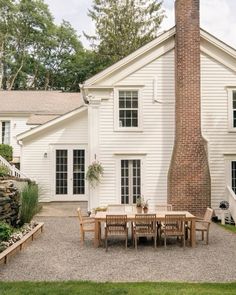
(217, 223), (236, 233)
(0, 282), (236, 295)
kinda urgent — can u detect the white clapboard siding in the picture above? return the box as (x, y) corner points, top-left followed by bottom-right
(21, 111), (88, 202)
(94, 49), (236, 211)
(98, 50), (176, 209)
(0, 116), (29, 159)
(201, 53), (236, 209)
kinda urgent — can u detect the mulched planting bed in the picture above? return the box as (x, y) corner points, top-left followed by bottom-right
(0, 222), (44, 265)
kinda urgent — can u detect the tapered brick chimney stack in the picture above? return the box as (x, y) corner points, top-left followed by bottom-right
(167, 0), (211, 216)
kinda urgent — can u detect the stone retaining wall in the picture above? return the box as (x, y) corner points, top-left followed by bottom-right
(0, 180), (21, 227)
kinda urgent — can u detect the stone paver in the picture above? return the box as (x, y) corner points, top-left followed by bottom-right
(0, 217), (236, 282)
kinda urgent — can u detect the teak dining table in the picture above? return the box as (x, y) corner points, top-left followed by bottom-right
(94, 210), (196, 248)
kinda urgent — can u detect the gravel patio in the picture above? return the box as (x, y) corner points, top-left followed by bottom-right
(0, 217), (236, 282)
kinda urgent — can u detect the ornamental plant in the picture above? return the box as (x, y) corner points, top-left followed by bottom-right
(86, 161), (104, 187)
(0, 144), (13, 162)
(136, 197), (143, 208)
(0, 165), (10, 177)
(0, 222), (13, 242)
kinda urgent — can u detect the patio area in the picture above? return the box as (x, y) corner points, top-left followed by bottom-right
(0, 216), (236, 282)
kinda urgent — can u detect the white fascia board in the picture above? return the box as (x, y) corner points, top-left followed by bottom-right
(83, 27), (176, 87)
(200, 29), (236, 59)
(81, 27), (236, 89)
(17, 106), (87, 141)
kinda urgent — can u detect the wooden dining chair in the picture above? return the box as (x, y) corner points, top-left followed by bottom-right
(161, 214), (186, 248)
(107, 204), (126, 213)
(105, 214), (128, 251)
(187, 207), (214, 245)
(77, 208), (95, 246)
(155, 204), (173, 239)
(133, 214), (157, 250)
(155, 204), (173, 211)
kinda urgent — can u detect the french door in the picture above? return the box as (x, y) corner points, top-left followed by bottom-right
(54, 146), (87, 200)
(121, 159), (141, 204)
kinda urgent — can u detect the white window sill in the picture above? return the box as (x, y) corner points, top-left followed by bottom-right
(114, 128), (143, 132)
(228, 129), (236, 133)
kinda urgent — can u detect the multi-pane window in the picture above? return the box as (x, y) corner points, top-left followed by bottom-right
(232, 161), (236, 194)
(56, 150), (68, 195)
(121, 159), (141, 204)
(1, 121), (10, 145)
(73, 150), (85, 195)
(232, 91), (236, 128)
(119, 91), (138, 128)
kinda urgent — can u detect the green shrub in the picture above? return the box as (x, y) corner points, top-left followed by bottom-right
(0, 222), (13, 242)
(0, 144), (13, 162)
(0, 165), (10, 177)
(20, 183), (39, 225)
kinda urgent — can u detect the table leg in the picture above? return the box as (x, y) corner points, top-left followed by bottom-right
(94, 219), (100, 247)
(190, 219), (196, 248)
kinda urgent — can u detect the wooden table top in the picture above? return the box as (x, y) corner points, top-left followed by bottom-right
(95, 211), (196, 220)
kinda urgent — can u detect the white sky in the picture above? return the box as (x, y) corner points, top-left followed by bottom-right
(44, 0), (236, 49)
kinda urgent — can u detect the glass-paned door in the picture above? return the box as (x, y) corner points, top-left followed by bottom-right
(56, 150), (68, 195)
(73, 150), (85, 195)
(54, 147), (86, 199)
(121, 159), (141, 204)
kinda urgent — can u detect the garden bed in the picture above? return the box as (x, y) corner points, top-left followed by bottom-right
(0, 222), (44, 265)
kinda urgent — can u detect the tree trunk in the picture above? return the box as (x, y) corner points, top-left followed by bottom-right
(44, 71), (50, 90)
(28, 66), (39, 89)
(0, 42), (4, 90)
(8, 59), (24, 90)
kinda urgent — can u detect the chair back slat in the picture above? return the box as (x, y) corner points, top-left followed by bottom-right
(164, 214), (186, 233)
(155, 204), (173, 211)
(106, 215), (127, 233)
(77, 207), (83, 224)
(203, 208), (214, 222)
(134, 214), (157, 234)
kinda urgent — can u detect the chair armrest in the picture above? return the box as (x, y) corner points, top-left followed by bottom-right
(83, 218), (95, 224)
(196, 220), (211, 224)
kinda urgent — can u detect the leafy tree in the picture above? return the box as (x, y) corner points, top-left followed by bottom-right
(86, 0), (165, 65)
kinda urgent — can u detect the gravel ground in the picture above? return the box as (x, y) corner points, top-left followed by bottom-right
(0, 217), (236, 282)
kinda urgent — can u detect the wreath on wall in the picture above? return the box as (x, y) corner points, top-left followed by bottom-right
(86, 161), (104, 188)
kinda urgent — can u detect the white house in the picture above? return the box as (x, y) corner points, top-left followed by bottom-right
(6, 0), (236, 219)
(15, 29), (236, 211)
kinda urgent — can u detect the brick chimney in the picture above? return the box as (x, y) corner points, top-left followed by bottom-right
(167, 0), (211, 216)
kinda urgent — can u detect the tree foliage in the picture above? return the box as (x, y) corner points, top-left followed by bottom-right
(0, 0), (98, 91)
(86, 0), (165, 65)
(0, 0), (165, 91)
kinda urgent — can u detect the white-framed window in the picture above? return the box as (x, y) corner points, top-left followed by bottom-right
(0, 121), (10, 145)
(231, 161), (236, 194)
(228, 88), (236, 131)
(114, 89), (143, 131)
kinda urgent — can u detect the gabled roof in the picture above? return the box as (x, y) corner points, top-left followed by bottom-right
(17, 105), (87, 141)
(81, 27), (236, 89)
(0, 91), (82, 115)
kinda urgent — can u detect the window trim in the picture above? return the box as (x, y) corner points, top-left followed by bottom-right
(114, 88), (143, 132)
(228, 88), (236, 132)
(0, 120), (11, 145)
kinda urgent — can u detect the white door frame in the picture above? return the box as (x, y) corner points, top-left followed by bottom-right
(51, 144), (88, 201)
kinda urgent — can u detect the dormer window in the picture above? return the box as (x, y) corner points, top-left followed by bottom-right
(115, 89), (142, 131)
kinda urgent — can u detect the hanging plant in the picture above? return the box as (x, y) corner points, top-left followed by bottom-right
(86, 161), (104, 187)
